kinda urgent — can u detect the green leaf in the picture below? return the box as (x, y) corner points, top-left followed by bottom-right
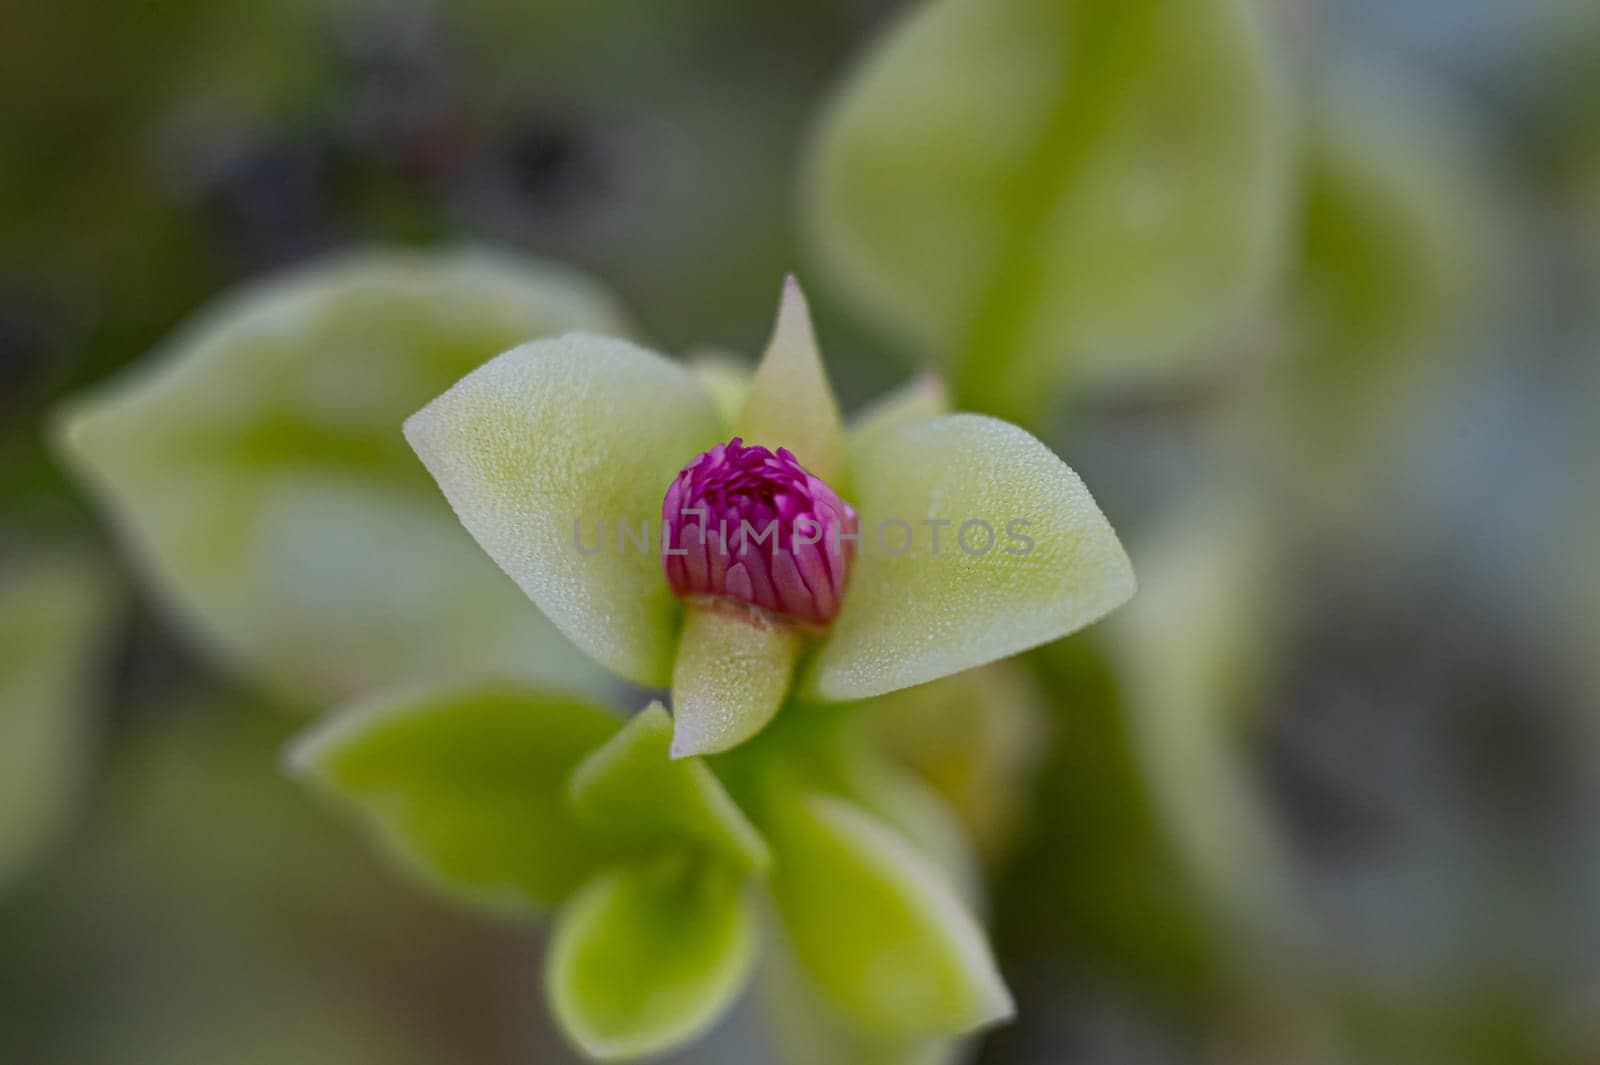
(805, 0), (1290, 415)
(1279, 61), (1489, 470)
(834, 751), (984, 909)
(759, 938), (970, 1065)
(405, 333), (725, 687)
(569, 702), (771, 873)
(767, 793), (1012, 1039)
(547, 861), (757, 1061)
(671, 604), (803, 757)
(1109, 489), (1300, 931)
(0, 551), (116, 889)
(867, 662), (1048, 861)
(54, 250), (626, 706)
(805, 414), (1134, 701)
(287, 683), (620, 916)
(732, 277), (845, 482)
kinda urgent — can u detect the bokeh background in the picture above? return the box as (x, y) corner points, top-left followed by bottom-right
(3, 1), (1598, 1062)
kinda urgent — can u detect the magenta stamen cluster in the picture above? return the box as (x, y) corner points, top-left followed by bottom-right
(663, 438), (857, 627)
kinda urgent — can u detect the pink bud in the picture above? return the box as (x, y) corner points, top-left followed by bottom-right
(663, 438), (857, 627)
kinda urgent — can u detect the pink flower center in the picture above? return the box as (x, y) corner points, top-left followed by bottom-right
(662, 438), (857, 627)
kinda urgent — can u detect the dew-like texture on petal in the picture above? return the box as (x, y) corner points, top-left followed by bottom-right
(767, 794), (1012, 1039)
(547, 863), (757, 1062)
(732, 278), (845, 483)
(805, 414), (1134, 701)
(287, 683), (620, 916)
(54, 250), (626, 706)
(569, 702), (771, 873)
(670, 606), (802, 757)
(805, 0), (1289, 407)
(0, 552), (116, 890)
(405, 335), (724, 687)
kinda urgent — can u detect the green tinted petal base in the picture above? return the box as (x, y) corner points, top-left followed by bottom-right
(569, 702), (771, 873)
(671, 605), (803, 758)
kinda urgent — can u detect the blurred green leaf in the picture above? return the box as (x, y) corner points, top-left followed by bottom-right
(1109, 488), (1301, 936)
(867, 661), (1048, 863)
(757, 935), (967, 1065)
(806, 0), (1290, 417)
(767, 792), (1012, 1039)
(288, 682), (619, 916)
(1276, 60), (1492, 470)
(56, 250), (629, 707)
(547, 860), (757, 1062)
(569, 702), (771, 874)
(0, 551), (115, 889)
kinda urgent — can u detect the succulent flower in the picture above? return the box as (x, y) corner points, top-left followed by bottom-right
(662, 438), (858, 628)
(405, 277), (1135, 756)
(283, 274), (1137, 1061)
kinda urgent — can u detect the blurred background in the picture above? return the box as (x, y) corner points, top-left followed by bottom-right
(2, 0), (1598, 1062)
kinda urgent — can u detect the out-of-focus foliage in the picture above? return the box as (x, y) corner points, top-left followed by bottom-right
(867, 662), (1049, 863)
(1261, 58), (1496, 508)
(0, 551), (116, 889)
(806, 0), (1291, 417)
(291, 685), (1012, 1061)
(56, 252), (623, 707)
(0, 693), (513, 1065)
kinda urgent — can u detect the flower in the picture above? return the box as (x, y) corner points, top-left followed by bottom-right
(404, 276), (1135, 756)
(662, 438), (857, 627)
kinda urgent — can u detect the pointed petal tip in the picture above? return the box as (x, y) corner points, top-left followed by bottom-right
(772, 274), (816, 337)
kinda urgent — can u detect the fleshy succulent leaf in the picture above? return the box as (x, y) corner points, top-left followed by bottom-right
(868, 662), (1048, 860)
(835, 751), (984, 908)
(547, 861), (757, 1062)
(805, 0), (1290, 415)
(1110, 489), (1300, 930)
(569, 702), (771, 873)
(767, 793), (1013, 1039)
(805, 414), (1134, 701)
(54, 250), (625, 706)
(732, 278), (845, 483)
(287, 683), (620, 916)
(405, 334), (725, 687)
(670, 605), (803, 758)
(0, 552), (116, 890)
